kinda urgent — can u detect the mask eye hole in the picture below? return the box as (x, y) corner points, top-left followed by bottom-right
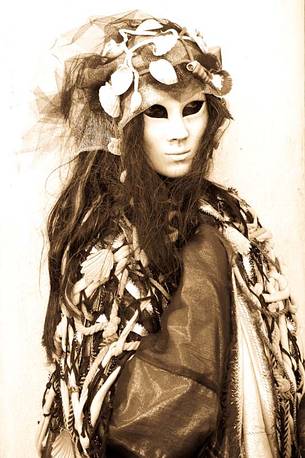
(182, 100), (204, 117)
(144, 104), (168, 118)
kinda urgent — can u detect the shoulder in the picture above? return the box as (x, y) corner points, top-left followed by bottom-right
(201, 181), (254, 231)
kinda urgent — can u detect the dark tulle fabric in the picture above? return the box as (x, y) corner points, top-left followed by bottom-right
(106, 224), (232, 457)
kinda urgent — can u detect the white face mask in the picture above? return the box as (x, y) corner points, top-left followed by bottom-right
(143, 86), (209, 178)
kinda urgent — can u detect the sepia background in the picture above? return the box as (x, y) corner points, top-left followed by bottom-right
(1, 0), (304, 456)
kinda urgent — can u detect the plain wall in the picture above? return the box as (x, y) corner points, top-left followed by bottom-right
(1, 0), (304, 456)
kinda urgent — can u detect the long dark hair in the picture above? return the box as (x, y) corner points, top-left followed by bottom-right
(43, 91), (232, 360)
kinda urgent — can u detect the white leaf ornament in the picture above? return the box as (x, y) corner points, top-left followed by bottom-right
(107, 137), (121, 156)
(149, 59), (178, 85)
(130, 91), (142, 112)
(102, 39), (125, 59)
(80, 247), (114, 286)
(152, 32), (178, 56)
(111, 66), (134, 95)
(99, 83), (120, 118)
(187, 28), (208, 53)
(136, 19), (163, 32)
(140, 249), (149, 268)
(119, 170), (127, 184)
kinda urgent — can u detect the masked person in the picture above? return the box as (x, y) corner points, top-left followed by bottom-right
(35, 10), (305, 458)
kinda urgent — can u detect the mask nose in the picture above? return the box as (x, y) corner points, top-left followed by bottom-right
(166, 114), (189, 142)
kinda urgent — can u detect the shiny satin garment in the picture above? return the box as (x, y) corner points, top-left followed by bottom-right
(106, 224), (232, 458)
(298, 395), (305, 457)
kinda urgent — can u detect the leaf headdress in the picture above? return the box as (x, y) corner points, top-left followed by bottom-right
(30, 10), (232, 157)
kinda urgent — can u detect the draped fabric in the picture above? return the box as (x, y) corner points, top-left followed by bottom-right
(107, 225), (232, 457)
(37, 187), (305, 458)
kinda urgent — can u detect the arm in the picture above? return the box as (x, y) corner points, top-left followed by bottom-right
(106, 225), (232, 458)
